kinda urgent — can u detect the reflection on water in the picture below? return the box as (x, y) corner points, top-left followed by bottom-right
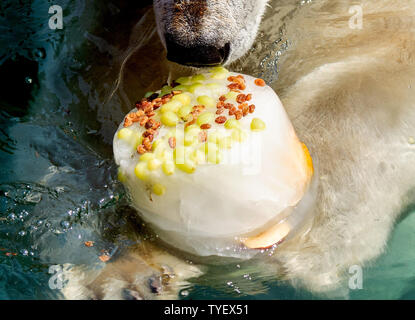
(0, 0), (414, 299)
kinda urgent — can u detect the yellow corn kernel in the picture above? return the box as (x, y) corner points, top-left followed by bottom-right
(139, 152), (155, 162)
(231, 128), (248, 142)
(152, 139), (164, 152)
(197, 112), (215, 126)
(117, 168), (126, 183)
(176, 76), (192, 85)
(218, 136), (233, 149)
(207, 131), (224, 144)
(177, 104), (193, 119)
(134, 162), (149, 181)
(190, 148), (205, 164)
(224, 91), (239, 101)
(173, 146), (187, 164)
(188, 83), (203, 93)
(172, 93), (191, 106)
(152, 183), (166, 196)
(162, 160), (175, 175)
(185, 124), (199, 133)
(117, 128), (141, 148)
(192, 74), (206, 82)
(160, 149), (173, 161)
(184, 128), (200, 146)
(160, 85), (173, 96)
(208, 83), (224, 95)
(173, 84), (189, 92)
(161, 100), (182, 113)
(166, 128), (177, 139)
(204, 142), (218, 155)
(161, 111), (179, 127)
(210, 66), (229, 74)
(207, 150), (222, 164)
(148, 158), (162, 171)
(197, 95), (216, 109)
(144, 91), (155, 98)
(211, 71), (228, 80)
(185, 125), (201, 135)
(250, 118), (266, 131)
(204, 143), (221, 164)
(176, 160), (196, 174)
(224, 118), (241, 130)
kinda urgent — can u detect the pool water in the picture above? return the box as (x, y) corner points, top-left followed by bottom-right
(0, 0), (414, 299)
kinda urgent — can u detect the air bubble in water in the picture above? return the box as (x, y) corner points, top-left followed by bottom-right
(18, 230), (26, 236)
(25, 77), (33, 84)
(33, 48), (45, 60)
(61, 221), (70, 229)
(20, 249), (28, 256)
(180, 290), (189, 297)
(7, 213), (17, 221)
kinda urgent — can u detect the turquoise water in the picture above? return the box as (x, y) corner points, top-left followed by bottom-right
(0, 0), (414, 300)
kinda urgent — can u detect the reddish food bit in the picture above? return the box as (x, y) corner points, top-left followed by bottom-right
(152, 121), (161, 130)
(200, 124), (211, 130)
(227, 83), (241, 90)
(216, 101), (225, 108)
(84, 241), (94, 247)
(123, 117), (133, 127)
(146, 111), (156, 117)
(254, 78), (266, 86)
(249, 104), (256, 113)
(161, 97), (171, 104)
(168, 137), (176, 149)
(215, 116), (227, 124)
(238, 102), (248, 110)
(246, 93), (252, 101)
(193, 105), (205, 112)
(185, 118), (196, 127)
(216, 108), (224, 115)
(153, 98), (162, 103)
(229, 106), (237, 116)
(136, 109), (145, 117)
(99, 254), (111, 262)
(142, 130), (153, 138)
(236, 94), (246, 104)
(5, 252), (17, 256)
(139, 116), (149, 126)
(172, 90), (182, 95)
(137, 145), (147, 154)
(143, 138), (152, 150)
(152, 104), (161, 111)
(242, 105), (249, 116)
(224, 103), (234, 109)
(143, 133), (154, 142)
(145, 119), (155, 129)
(199, 131), (207, 142)
(219, 95), (226, 102)
(227, 75), (244, 82)
(235, 110), (243, 120)
(162, 93), (174, 99)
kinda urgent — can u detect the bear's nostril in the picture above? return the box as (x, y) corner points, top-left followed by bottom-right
(165, 36), (230, 67)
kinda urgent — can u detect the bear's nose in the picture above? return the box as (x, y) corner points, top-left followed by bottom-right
(165, 36), (230, 67)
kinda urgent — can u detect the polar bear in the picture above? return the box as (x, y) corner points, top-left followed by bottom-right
(63, 0), (415, 299)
